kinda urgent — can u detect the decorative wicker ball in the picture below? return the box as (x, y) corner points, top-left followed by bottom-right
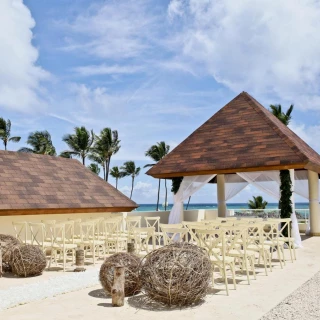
(11, 245), (47, 277)
(140, 242), (212, 306)
(0, 234), (20, 272)
(99, 253), (141, 297)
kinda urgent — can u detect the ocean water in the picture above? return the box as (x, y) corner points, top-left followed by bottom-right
(135, 202), (310, 212)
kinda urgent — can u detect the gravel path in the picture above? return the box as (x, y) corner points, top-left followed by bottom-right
(260, 271), (320, 320)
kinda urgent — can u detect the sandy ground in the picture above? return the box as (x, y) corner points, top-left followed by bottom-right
(260, 271), (320, 320)
(1, 236), (320, 320)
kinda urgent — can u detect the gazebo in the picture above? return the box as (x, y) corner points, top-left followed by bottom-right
(147, 92), (320, 237)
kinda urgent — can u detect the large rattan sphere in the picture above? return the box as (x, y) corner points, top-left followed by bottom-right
(99, 253), (141, 297)
(0, 234), (20, 272)
(140, 242), (212, 307)
(11, 245), (47, 277)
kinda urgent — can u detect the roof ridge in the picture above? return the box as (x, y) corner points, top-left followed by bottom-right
(242, 92), (309, 164)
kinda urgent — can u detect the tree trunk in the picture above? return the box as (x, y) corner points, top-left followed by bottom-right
(105, 159), (109, 181)
(156, 179), (161, 211)
(130, 177), (134, 199)
(4, 142), (7, 151)
(106, 156), (111, 181)
(82, 156), (85, 165)
(186, 196), (191, 210)
(164, 179), (168, 211)
(116, 178), (118, 190)
(103, 163), (106, 180)
(111, 266), (125, 307)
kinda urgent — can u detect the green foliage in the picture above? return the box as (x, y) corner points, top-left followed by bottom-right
(0, 118), (21, 150)
(87, 163), (100, 175)
(144, 141), (171, 210)
(62, 126), (94, 165)
(279, 170), (292, 237)
(91, 128), (120, 181)
(171, 177), (183, 195)
(18, 131), (56, 156)
(120, 161), (141, 199)
(248, 196), (268, 209)
(109, 166), (125, 189)
(270, 104), (294, 126)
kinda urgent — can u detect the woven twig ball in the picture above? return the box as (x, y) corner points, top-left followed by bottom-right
(99, 253), (141, 297)
(0, 234), (20, 272)
(11, 245), (47, 277)
(140, 243), (212, 306)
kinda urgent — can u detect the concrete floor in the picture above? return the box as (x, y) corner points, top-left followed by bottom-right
(1, 236), (320, 320)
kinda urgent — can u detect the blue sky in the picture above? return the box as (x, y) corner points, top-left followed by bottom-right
(1, 0), (320, 204)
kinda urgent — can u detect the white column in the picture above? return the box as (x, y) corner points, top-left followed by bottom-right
(308, 170), (320, 236)
(217, 174), (227, 217)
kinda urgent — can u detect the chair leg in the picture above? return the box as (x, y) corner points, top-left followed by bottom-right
(288, 242), (294, 263)
(223, 265), (229, 296)
(277, 246), (283, 269)
(244, 257), (250, 285)
(250, 256), (256, 280)
(231, 263), (237, 290)
(292, 241), (297, 260)
(262, 250), (268, 276)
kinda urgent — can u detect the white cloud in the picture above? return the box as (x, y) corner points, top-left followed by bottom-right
(63, 0), (160, 59)
(0, 0), (49, 112)
(167, 0), (320, 110)
(73, 64), (145, 76)
(120, 181), (158, 199)
(290, 121), (320, 153)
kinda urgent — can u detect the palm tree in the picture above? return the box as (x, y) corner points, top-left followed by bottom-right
(59, 151), (72, 158)
(270, 103), (294, 234)
(248, 196), (268, 209)
(92, 128), (120, 181)
(110, 166), (124, 189)
(121, 161), (140, 199)
(270, 104), (294, 126)
(18, 131), (56, 155)
(88, 152), (105, 179)
(144, 142), (170, 211)
(87, 163), (100, 175)
(0, 118), (21, 150)
(62, 126), (94, 165)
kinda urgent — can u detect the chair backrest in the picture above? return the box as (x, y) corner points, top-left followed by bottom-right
(49, 223), (66, 248)
(29, 223), (46, 248)
(103, 220), (121, 239)
(196, 228), (225, 261)
(80, 222), (96, 242)
(222, 226), (248, 255)
(125, 216), (141, 231)
(246, 222), (266, 250)
(160, 226), (188, 245)
(145, 217), (160, 232)
(12, 221), (28, 244)
(131, 227), (156, 253)
(269, 218), (292, 239)
(159, 223), (183, 230)
(182, 222), (208, 244)
(68, 218), (82, 237)
(64, 221), (75, 244)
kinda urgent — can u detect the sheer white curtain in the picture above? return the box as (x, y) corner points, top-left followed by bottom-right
(225, 174), (248, 201)
(237, 171), (302, 248)
(169, 174), (217, 224)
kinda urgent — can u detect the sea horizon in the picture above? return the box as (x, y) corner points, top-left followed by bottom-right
(135, 202), (310, 212)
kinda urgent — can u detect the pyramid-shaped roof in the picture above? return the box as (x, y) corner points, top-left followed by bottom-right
(147, 92), (320, 178)
(0, 151), (137, 216)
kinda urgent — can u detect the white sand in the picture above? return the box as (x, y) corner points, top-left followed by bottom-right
(1, 237), (320, 320)
(260, 271), (320, 320)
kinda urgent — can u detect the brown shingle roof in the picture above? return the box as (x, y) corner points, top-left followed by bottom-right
(147, 92), (320, 178)
(0, 151), (137, 215)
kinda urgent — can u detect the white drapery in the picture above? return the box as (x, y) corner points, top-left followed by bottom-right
(225, 174), (248, 201)
(169, 174), (217, 224)
(237, 171), (302, 248)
